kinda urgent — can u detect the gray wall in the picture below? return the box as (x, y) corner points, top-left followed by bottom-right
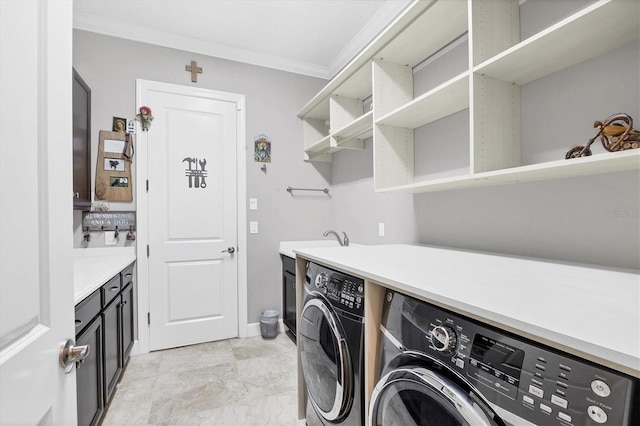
(329, 139), (416, 244)
(73, 30), (330, 323)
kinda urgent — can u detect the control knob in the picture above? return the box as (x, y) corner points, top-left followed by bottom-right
(430, 325), (458, 354)
(315, 273), (328, 289)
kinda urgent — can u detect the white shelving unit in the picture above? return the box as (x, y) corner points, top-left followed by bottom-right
(298, 0), (640, 192)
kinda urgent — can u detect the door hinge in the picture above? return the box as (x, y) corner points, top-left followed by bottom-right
(147, 244), (150, 257)
(146, 179), (149, 192)
(147, 312), (151, 325)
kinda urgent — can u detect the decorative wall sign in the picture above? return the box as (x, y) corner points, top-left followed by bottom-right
(254, 134), (271, 163)
(183, 157), (208, 188)
(82, 211), (136, 232)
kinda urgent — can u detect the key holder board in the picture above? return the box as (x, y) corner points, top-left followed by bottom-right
(82, 211), (136, 232)
(95, 130), (133, 201)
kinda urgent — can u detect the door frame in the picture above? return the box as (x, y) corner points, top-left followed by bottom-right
(134, 79), (247, 354)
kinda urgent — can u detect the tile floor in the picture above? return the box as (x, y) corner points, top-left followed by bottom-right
(102, 333), (303, 426)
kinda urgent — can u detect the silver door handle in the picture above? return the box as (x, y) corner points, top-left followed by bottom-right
(59, 338), (90, 373)
(222, 247), (235, 254)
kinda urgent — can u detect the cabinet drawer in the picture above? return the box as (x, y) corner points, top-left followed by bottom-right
(282, 255), (295, 275)
(121, 262), (134, 287)
(101, 275), (121, 308)
(75, 289), (101, 335)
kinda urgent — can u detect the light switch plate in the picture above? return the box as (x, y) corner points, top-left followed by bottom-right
(250, 221), (259, 234)
(127, 119), (135, 134)
(249, 198), (258, 210)
(105, 231), (117, 245)
(378, 222), (385, 237)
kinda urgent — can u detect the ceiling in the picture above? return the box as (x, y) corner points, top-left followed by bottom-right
(73, 0), (413, 80)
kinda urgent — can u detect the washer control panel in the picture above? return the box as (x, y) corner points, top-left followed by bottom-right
(306, 262), (364, 317)
(383, 291), (638, 426)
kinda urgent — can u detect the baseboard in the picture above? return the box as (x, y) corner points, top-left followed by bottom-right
(246, 319), (285, 337)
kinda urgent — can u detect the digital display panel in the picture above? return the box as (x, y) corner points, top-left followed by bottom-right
(469, 334), (524, 399)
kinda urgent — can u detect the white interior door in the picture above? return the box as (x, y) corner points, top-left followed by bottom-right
(0, 1), (76, 424)
(141, 82), (241, 351)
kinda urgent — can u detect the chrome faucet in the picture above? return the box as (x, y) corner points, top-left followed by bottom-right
(323, 230), (349, 247)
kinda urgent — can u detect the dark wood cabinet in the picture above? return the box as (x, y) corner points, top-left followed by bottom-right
(282, 255), (296, 340)
(102, 297), (122, 403)
(75, 316), (104, 426)
(72, 68), (91, 210)
(75, 261), (136, 425)
(121, 283), (135, 360)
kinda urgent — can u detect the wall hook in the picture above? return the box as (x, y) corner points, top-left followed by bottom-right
(261, 164), (267, 173)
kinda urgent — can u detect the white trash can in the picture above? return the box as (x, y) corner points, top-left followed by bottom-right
(259, 310), (279, 339)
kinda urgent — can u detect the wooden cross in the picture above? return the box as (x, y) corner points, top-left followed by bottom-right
(185, 60), (202, 82)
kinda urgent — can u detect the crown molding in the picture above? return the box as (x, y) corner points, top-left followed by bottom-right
(326, 0), (413, 77)
(73, 11), (333, 79)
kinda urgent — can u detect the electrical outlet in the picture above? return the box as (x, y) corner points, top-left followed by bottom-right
(105, 231), (117, 245)
(249, 198), (258, 210)
(378, 222), (385, 237)
(250, 221), (259, 234)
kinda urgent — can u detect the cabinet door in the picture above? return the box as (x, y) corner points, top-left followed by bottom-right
(282, 256), (296, 336)
(76, 317), (104, 426)
(120, 283), (135, 362)
(102, 297), (122, 404)
(283, 270), (296, 336)
(72, 68), (91, 210)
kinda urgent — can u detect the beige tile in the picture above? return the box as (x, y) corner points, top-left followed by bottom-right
(100, 399), (152, 426)
(154, 390), (303, 426)
(102, 335), (298, 426)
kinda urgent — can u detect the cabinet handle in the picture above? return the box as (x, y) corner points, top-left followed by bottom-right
(75, 319), (83, 328)
(125, 273), (132, 277)
(73, 192), (80, 198)
(109, 286), (119, 292)
(122, 300), (128, 305)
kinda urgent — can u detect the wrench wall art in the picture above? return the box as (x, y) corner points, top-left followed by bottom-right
(183, 157), (208, 188)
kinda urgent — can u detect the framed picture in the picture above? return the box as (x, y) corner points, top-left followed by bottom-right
(104, 157), (125, 172)
(112, 116), (126, 133)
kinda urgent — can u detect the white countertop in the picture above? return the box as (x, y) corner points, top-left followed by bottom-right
(294, 243), (640, 377)
(73, 248), (136, 304)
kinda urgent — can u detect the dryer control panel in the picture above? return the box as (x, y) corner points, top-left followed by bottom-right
(306, 262), (364, 317)
(382, 291), (639, 426)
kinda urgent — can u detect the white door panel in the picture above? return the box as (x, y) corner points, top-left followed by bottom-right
(0, 1), (75, 424)
(143, 83), (240, 350)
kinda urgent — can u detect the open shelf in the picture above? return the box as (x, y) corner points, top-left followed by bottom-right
(376, 72), (468, 129)
(299, 0), (640, 187)
(375, 0), (468, 68)
(474, 0), (640, 85)
(333, 111), (373, 142)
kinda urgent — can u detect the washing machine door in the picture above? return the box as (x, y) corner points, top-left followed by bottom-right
(299, 296), (353, 422)
(369, 354), (505, 426)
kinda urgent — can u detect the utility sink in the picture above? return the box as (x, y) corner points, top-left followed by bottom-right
(279, 240), (344, 259)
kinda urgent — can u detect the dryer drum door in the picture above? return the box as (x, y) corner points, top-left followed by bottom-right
(299, 296), (353, 422)
(369, 367), (503, 426)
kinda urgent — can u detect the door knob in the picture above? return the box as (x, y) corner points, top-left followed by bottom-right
(59, 338), (90, 373)
(222, 247), (235, 254)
